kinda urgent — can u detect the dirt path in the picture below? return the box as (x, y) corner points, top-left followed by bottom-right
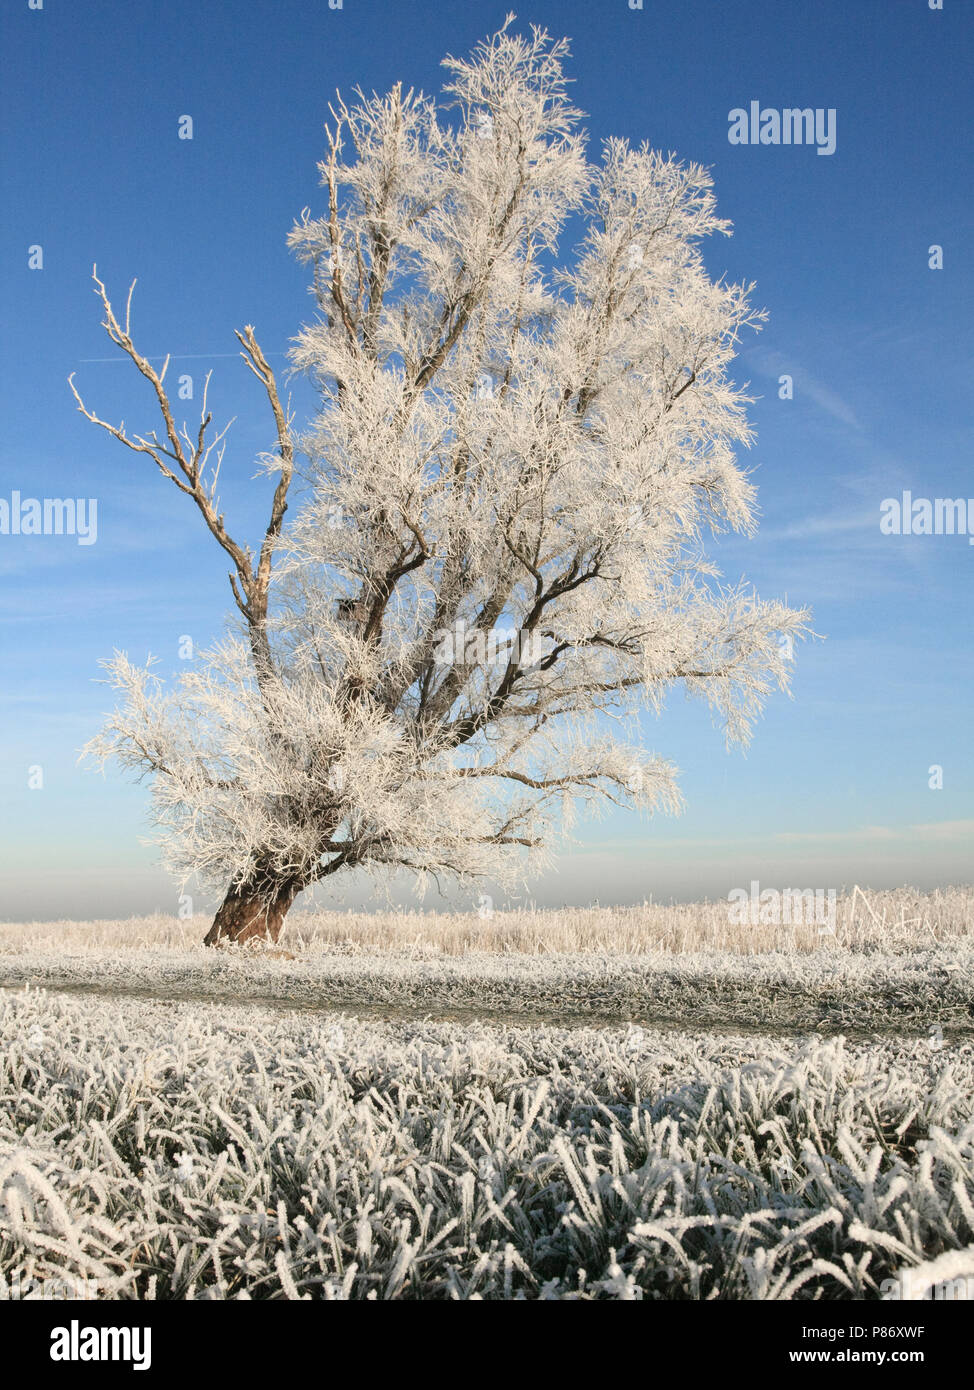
(3, 978), (968, 1043)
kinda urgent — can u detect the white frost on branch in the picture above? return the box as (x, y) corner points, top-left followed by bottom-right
(79, 18), (810, 907)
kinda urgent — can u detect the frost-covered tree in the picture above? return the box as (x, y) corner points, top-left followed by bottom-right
(71, 19), (809, 945)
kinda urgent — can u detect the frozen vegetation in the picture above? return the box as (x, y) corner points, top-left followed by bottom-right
(2, 941), (973, 1036)
(4, 885), (971, 956)
(2, 988), (972, 1301)
(2, 888), (971, 1300)
(2, 888), (972, 1034)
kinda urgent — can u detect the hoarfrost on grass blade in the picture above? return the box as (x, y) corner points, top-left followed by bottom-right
(2, 988), (972, 1301)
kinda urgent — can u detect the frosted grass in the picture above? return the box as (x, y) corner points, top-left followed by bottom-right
(4, 885), (970, 957)
(1, 944), (971, 1036)
(2, 988), (972, 1301)
(3, 887), (972, 1033)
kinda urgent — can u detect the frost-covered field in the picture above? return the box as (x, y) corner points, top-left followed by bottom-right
(3, 942), (973, 1035)
(2, 889), (972, 1300)
(2, 888), (972, 1034)
(5, 885), (971, 956)
(2, 988), (973, 1301)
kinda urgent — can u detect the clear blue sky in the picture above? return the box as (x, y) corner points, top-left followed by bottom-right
(1, 0), (971, 921)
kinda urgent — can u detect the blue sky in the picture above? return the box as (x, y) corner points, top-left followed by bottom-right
(1, 0), (971, 921)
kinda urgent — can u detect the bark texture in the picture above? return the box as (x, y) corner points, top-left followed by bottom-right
(203, 879), (301, 946)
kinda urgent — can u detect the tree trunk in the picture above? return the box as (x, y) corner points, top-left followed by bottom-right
(203, 878), (301, 947)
